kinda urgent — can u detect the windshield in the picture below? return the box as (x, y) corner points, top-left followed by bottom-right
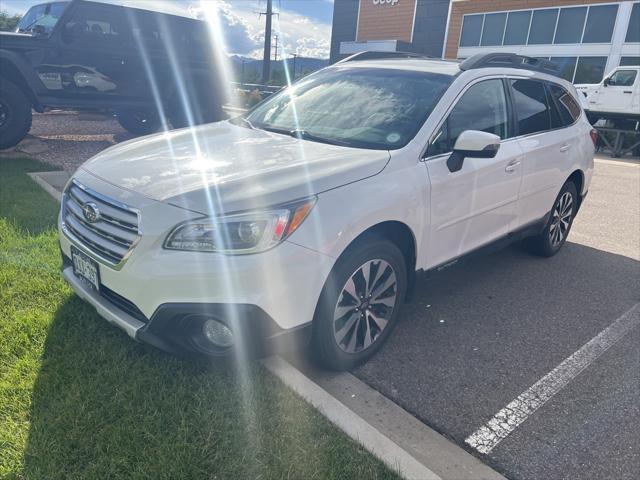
(17, 2), (69, 34)
(245, 66), (454, 150)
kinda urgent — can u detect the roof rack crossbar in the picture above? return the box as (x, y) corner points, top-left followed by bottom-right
(460, 53), (560, 77)
(338, 51), (433, 64)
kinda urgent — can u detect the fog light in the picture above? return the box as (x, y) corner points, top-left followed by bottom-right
(202, 319), (234, 348)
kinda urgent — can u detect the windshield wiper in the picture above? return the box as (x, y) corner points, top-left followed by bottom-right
(290, 129), (354, 147)
(256, 125), (353, 147)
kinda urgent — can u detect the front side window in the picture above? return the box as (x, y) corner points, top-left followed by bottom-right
(607, 70), (638, 87)
(428, 79), (509, 157)
(246, 67), (454, 150)
(16, 2), (69, 34)
(65, 4), (126, 47)
(511, 79), (551, 136)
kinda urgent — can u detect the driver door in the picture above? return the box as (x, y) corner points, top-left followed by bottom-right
(423, 78), (524, 269)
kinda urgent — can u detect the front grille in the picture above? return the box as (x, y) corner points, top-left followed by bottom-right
(62, 180), (140, 267)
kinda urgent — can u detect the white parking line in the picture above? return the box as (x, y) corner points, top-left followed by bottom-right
(465, 303), (640, 455)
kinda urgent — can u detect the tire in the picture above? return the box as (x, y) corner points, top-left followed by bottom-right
(523, 181), (578, 257)
(311, 235), (407, 370)
(169, 95), (224, 129)
(116, 108), (161, 136)
(0, 78), (32, 149)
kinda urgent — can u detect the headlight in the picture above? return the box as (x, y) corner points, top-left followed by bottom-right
(164, 198), (316, 254)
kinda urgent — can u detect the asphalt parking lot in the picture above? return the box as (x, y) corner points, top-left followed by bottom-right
(12, 113), (640, 480)
(354, 157), (640, 480)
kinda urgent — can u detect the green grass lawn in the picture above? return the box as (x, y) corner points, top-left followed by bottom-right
(0, 157), (400, 480)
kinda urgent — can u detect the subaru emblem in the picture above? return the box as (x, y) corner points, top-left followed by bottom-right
(82, 202), (101, 223)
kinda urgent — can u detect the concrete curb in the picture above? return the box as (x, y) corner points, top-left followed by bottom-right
(27, 171), (69, 203)
(262, 356), (441, 480)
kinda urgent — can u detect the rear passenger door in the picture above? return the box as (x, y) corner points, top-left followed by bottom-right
(424, 78), (524, 269)
(510, 79), (581, 229)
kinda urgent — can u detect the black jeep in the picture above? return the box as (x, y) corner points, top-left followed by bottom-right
(0, 0), (225, 149)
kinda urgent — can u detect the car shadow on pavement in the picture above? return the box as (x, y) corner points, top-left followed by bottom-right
(354, 240), (639, 450)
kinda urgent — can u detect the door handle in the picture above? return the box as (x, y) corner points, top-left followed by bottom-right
(623, 91), (632, 94)
(560, 144), (571, 153)
(505, 159), (521, 173)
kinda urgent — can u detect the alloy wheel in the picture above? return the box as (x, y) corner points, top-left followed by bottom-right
(549, 191), (573, 247)
(333, 259), (397, 353)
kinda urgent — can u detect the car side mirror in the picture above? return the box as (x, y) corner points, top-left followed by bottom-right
(447, 130), (501, 173)
(603, 77), (610, 87)
(32, 24), (47, 37)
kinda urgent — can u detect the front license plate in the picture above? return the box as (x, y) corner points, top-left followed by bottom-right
(71, 246), (100, 292)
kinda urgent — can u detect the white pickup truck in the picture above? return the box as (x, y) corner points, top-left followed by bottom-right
(575, 66), (640, 126)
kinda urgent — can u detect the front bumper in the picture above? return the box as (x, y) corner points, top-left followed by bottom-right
(62, 250), (318, 357)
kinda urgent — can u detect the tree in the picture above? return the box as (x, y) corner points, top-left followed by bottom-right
(0, 11), (22, 32)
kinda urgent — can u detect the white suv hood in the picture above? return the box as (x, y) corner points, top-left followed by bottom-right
(81, 121), (390, 213)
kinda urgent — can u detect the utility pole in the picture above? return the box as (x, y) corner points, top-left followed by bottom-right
(291, 53), (298, 80)
(259, 0), (275, 85)
(273, 34), (279, 63)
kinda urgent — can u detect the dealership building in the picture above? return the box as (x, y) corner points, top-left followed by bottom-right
(330, 0), (640, 83)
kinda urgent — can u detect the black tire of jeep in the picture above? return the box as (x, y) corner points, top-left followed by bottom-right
(0, 79), (32, 150)
(522, 181), (578, 257)
(116, 108), (161, 136)
(311, 235), (407, 371)
(169, 96), (225, 129)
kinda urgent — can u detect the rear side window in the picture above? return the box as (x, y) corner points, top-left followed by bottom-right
(510, 79), (552, 136)
(547, 83), (581, 127)
(428, 79), (509, 156)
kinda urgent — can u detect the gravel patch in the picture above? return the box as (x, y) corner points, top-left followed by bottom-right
(4, 111), (135, 172)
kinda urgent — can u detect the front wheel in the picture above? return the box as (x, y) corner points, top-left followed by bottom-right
(523, 181), (578, 257)
(311, 236), (407, 370)
(0, 78), (32, 149)
(116, 108), (161, 136)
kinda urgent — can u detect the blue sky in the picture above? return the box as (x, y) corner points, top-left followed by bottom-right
(2, 0), (335, 58)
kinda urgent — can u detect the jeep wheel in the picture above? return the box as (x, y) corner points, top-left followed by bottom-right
(0, 79), (32, 150)
(116, 108), (161, 136)
(311, 235), (407, 370)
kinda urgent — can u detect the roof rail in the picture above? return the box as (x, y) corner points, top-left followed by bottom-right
(460, 53), (560, 77)
(338, 51), (432, 64)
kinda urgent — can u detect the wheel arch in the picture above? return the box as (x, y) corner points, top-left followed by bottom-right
(0, 55), (43, 111)
(567, 169), (585, 210)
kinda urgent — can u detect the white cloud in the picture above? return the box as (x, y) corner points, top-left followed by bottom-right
(209, 1), (331, 59)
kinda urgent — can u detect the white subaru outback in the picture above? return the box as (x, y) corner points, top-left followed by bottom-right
(59, 53), (596, 370)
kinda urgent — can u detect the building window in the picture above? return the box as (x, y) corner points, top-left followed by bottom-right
(528, 9), (559, 45)
(626, 3), (640, 43)
(550, 57), (578, 82)
(480, 13), (507, 46)
(554, 7), (587, 44)
(460, 14), (483, 47)
(503, 11), (531, 46)
(574, 57), (608, 84)
(620, 56), (640, 66)
(582, 4), (618, 43)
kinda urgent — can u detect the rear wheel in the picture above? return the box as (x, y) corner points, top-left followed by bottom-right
(523, 181), (578, 257)
(311, 236), (407, 370)
(0, 78), (32, 149)
(116, 108), (161, 135)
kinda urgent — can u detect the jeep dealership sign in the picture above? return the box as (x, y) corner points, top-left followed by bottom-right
(357, 0), (417, 43)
